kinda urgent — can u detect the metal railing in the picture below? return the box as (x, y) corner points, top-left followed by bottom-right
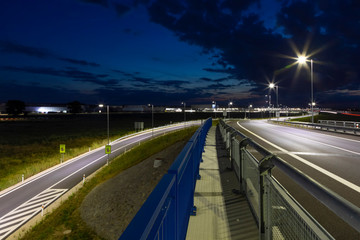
(318, 120), (360, 129)
(269, 119), (360, 135)
(119, 118), (212, 240)
(219, 119), (360, 239)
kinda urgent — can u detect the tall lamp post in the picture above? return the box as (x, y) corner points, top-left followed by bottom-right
(99, 104), (109, 144)
(297, 56), (315, 124)
(212, 101), (216, 118)
(181, 102), (186, 127)
(228, 101), (233, 119)
(99, 104), (110, 164)
(148, 104), (154, 137)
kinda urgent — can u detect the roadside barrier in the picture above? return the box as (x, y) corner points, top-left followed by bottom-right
(270, 119), (360, 135)
(219, 119), (360, 239)
(120, 118), (212, 240)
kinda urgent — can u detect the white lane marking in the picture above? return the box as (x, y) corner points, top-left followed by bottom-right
(290, 152), (350, 157)
(0, 123), (197, 199)
(237, 122), (360, 193)
(0, 123), (200, 239)
(272, 120), (360, 143)
(48, 135), (150, 189)
(0, 188), (67, 240)
(271, 124), (360, 155)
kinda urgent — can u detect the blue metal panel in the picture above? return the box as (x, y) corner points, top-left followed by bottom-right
(119, 118), (212, 240)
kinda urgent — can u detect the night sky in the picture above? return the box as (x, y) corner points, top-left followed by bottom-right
(0, 0), (359, 108)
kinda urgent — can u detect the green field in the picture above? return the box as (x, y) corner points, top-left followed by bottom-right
(0, 112), (212, 191)
(291, 112), (360, 123)
(20, 126), (198, 240)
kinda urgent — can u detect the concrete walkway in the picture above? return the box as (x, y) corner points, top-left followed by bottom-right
(186, 126), (258, 240)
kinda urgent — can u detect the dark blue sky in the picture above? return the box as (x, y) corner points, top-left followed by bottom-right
(0, 0), (359, 108)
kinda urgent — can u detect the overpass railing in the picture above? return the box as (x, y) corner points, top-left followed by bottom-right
(119, 118), (212, 240)
(219, 119), (360, 240)
(269, 119), (360, 135)
(318, 120), (360, 129)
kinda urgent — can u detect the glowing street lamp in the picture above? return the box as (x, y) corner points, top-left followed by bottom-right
(228, 101), (233, 118)
(297, 55), (314, 123)
(99, 104), (110, 165)
(269, 83), (279, 108)
(181, 102), (186, 127)
(148, 104), (154, 137)
(212, 101), (216, 118)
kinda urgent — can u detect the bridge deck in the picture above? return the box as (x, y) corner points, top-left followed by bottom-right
(186, 126), (258, 240)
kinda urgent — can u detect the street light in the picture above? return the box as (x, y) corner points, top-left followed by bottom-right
(99, 104), (110, 165)
(148, 104), (154, 137)
(212, 101), (216, 118)
(181, 102), (186, 128)
(249, 104), (252, 119)
(297, 56), (314, 123)
(269, 83), (279, 108)
(228, 101), (233, 118)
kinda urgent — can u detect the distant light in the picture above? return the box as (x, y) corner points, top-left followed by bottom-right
(229, 101), (233, 105)
(99, 104), (104, 107)
(298, 56), (307, 64)
(269, 83), (275, 89)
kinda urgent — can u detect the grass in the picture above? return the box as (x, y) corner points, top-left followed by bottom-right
(0, 116), (133, 190)
(291, 112), (360, 123)
(0, 113), (213, 191)
(20, 126), (198, 240)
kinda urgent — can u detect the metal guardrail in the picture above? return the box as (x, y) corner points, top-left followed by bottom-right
(119, 118), (212, 240)
(219, 119), (360, 239)
(269, 119), (360, 135)
(318, 120), (360, 129)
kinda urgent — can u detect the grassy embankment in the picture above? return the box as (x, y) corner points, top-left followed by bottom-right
(291, 112), (360, 123)
(20, 126), (198, 240)
(0, 115), (136, 190)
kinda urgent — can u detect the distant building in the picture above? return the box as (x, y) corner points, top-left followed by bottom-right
(122, 105), (148, 112)
(165, 108), (183, 112)
(25, 104), (68, 114)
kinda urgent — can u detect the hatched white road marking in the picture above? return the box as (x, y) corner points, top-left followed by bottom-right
(0, 188), (67, 240)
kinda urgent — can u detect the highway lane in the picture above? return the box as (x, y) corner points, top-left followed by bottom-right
(0, 121), (200, 239)
(229, 119), (360, 239)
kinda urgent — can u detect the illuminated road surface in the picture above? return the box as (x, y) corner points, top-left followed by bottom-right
(0, 122), (199, 240)
(230, 119), (360, 239)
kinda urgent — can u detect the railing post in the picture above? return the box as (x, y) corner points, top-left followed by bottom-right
(238, 138), (249, 192)
(258, 155), (275, 240)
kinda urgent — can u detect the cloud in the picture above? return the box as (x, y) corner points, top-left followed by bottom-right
(0, 82), (87, 104)
(1, 66), (118, 87)
(58, 58), (100, 67)
(142, 0), (360, 107)
(0, 40), (52, 58)
(74, 78), (119, 86)
(79, 0), (108, 7)
(0, 41), (101, 67)
(113, 3), (131, 16)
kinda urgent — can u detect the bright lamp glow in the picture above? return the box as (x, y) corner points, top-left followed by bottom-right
(269, 83), (275, 88)
(298, 56), (307, 64)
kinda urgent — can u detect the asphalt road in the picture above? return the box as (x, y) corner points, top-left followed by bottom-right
(0, 121), (199, 240)
(229, 119), (360, 239)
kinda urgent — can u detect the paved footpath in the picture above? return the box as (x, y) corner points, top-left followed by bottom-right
(186, 126), (258, 240)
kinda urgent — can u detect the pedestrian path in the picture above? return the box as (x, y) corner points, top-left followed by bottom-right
(186, 126), (258, 240)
